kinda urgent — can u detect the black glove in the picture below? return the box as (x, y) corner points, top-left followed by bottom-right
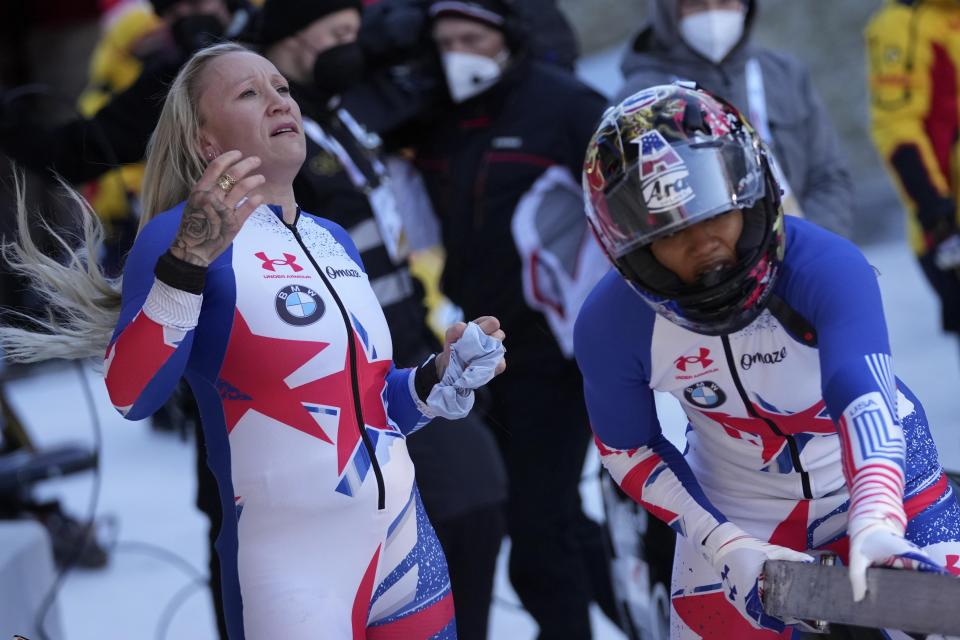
(918, 197), (960, 270)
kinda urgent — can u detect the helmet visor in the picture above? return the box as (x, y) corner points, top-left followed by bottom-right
(592, 134), (766, 258)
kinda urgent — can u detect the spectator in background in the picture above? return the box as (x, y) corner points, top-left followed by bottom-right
(73, 0), (165, 267)
(408, 1), (618, 637)
(0, 0), (245, 206)
(72, 0), (245, 271)
(616, 0), (853, 238)
(340, 0), (580, 136)
(866, 0), (960, 353)
(255, 1), (509, 638)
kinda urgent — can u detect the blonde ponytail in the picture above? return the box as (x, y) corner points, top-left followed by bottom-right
(0, 174), (121, 362)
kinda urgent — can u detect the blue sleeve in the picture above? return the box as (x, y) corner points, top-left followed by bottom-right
(113, 209), (180, 335)
(575, 272), (728, 537)
(778, 221), (898, 431)
(384, 366), (429, 435)
(106, 204), (199, 420)
(574, 272), (660, 449)
(778, 219), (905, 480)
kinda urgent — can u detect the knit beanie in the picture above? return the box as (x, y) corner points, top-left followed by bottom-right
(259, 0), (364, 46)
(427, 0), (513, 31)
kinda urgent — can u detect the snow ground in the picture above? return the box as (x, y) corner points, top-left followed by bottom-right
(3, 40), (960, 640)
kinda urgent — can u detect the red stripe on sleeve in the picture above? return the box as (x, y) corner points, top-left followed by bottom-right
(904, 473), (950, 521)
(105, 312), (177, 409)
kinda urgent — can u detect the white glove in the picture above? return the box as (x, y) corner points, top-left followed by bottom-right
(848, 519), (945, 602)
(704, 522), (814, 632)
(422, 321), (505, 419)
(935, 233), (960, 271)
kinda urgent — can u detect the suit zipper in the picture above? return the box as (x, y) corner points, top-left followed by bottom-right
(286, 221), (387, 510)
(720, 336), (813, 499)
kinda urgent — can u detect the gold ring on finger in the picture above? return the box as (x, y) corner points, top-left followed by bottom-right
(217, 173), (238, 193)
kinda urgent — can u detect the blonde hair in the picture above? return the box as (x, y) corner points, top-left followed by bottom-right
(0, 174), (122, 362)
(140, 41), (250, 227)
(0, 42), (250, 363)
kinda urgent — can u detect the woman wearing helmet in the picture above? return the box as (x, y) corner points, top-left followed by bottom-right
(575, 84), (960, 637)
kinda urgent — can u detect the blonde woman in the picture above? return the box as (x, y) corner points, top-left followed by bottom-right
(2, 43), (505, 639)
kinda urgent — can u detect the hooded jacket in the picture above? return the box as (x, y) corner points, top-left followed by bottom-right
(616, 0), (853, 237)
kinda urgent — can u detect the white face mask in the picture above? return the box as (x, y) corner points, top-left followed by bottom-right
(679, 9), (745, 64)
(441, 50), (509, 103)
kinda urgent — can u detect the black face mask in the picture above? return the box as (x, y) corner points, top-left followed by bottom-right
(311, 42), (366, 97)
(171, 14), (226, 55)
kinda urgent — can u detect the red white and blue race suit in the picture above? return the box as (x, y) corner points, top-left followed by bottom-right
(575, 217), (960, 639)
(104, 203), (455, 639)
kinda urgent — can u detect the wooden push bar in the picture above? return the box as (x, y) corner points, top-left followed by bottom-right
(763, 559), (960, 636)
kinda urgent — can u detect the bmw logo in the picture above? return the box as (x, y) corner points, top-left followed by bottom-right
(275, 285), (324, 326)
(683, 381), (726, 409)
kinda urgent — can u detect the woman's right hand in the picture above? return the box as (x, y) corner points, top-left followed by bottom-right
(169, 150), (265, 266)
(848, 520), (945, 602)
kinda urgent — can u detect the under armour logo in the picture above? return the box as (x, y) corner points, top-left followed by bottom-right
(256, 252), (304, 273)
(720, 564), (738, 601)
(675, 347), (713, 371)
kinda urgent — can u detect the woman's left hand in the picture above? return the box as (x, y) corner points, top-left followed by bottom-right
(415, 316), (505, 420)
(435, 316), (506, 379)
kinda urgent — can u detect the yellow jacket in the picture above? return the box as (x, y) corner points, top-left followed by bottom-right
(866, 0), (960, 255)
(78, 4), (162, 224)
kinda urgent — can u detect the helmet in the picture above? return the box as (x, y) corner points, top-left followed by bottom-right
(582, 84), (785, 335)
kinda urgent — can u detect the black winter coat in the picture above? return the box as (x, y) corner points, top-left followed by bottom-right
(414, 59), (607, 369)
